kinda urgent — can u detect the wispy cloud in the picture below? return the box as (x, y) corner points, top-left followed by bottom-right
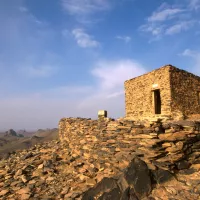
(165, 20), (195, 35)
(61, 0), (110, 15)
(139, 3), (183, 38)
(18, 5), (43, 25)
(188, 0), (200, 10)
(148, 6), (184, 22)
(140, 2), (198, 40)
(72, 28), (100, 48)
(116, 36), (131, 43)
(61, 0), (113, 24)
(91, 59), (146, 91)
(139, 24), (165, 39)
(181, 49), (198, 57)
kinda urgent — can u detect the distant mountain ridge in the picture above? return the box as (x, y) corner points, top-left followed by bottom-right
(4, 129), (24, 137)
(0, 128), (58, 159)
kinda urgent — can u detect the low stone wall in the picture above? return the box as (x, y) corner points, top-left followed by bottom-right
(59, 118), (200, 172)
(59, 117), (200, 199)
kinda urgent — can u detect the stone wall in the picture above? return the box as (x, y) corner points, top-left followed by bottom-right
(124, 65), (172, 121)
(58, 117), (200, 199)
(59, 117), (200, 171)
(170, 67), (200, 117)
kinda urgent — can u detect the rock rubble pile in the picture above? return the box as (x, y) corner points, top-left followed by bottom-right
(59, 117), (200, 199)
(0, 117), (200, 199)
(59, 118), (200, 173)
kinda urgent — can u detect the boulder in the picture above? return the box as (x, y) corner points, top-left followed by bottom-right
(123, 157), (152, 199)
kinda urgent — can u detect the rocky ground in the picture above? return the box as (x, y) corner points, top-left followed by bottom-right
(0, 138), (200, 200)
(1, 118), (200, 199)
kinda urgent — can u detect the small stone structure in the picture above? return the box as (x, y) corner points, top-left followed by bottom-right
(125, 65), (200, 121)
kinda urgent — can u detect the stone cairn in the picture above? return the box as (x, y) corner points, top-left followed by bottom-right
(58, 111), (200, 199)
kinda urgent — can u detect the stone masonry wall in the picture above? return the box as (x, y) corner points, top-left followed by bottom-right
(124, 65), (172, 121)
(58, 117), (200, 199)
(170, 67), (200, 117)
(59, 117), (200, 172)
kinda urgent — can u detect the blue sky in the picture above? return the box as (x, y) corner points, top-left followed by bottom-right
(0, 0), (200, 129)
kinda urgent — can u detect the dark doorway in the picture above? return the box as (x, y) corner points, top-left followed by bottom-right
(198, 92), (200, 105)
(154, 90), (161, 114)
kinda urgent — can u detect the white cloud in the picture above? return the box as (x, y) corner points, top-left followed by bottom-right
(116, 36), (131, 43)
(91, 59), (146, 90)
(139, 24), (164, 38)
(61, 0), (112, 24)
(61, 0), (110, 15)
(72, 28), (100, 48)
(188, 0), (200, 10)
(140, 2), (198, 40)
(148, 7), (184, 22)
(139, 3), (184, 38)
(151, 27), (163, 36)
(181, 49), (198, 57)
(165, 20), (195, 35)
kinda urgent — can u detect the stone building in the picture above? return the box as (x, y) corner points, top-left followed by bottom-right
(124, 65), (200, 121)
